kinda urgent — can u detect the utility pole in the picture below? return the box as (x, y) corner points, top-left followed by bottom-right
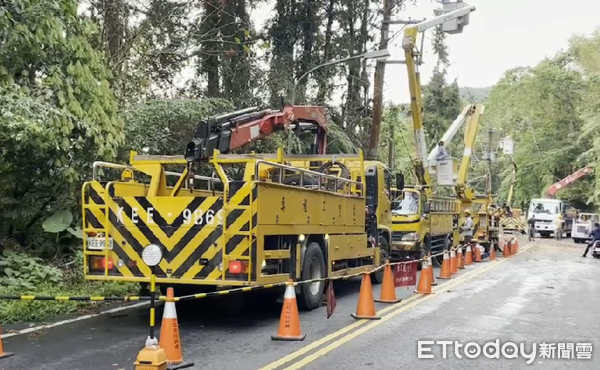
(367, 12), (426, 161)
(486, 128), (494, 193)
(388, 119), (395, 169)
(366, 0), (394, 160)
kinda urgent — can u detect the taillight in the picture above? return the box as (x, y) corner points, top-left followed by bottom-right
(89, 256), (114, 270)
(228, 260), (248, 274)
(87, 231), (97, 237)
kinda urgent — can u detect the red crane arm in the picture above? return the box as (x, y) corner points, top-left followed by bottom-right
(185, 105), (328, 162)
(545, 166), (594, 197)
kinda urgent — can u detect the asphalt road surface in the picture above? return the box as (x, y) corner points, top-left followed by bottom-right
(4, 236), (592, 370)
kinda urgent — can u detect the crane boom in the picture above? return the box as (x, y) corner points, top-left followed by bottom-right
(402, 4), (476, 189)
(426, 104), (478, 164)
(545, 166), (594, 197)
(456, 103), (484, 197)
(185, 105), (328, 162)
(506, 158), (518, 205)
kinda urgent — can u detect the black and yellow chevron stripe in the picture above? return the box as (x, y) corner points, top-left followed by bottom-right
(82, 180), (258, 284)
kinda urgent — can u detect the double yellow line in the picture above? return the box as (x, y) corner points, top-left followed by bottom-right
(260, 241), (534, 370)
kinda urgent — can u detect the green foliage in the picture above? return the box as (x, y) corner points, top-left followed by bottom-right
(0, 249), (63, 291)
(120, 98), (235, 156)
(484, 45), (593, 208)
(459, 87), (492, 103)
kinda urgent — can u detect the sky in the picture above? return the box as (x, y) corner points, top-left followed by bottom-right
(251, 0), (600, 105)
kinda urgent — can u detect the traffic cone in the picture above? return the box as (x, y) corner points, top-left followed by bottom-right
(351, 270), (381, 320)
(457, 247), (465, 269)
(272, 280), (306, 340)
(415, 259), (434, 295)
(465, 245), (473, 265)
(490, 243), (496, 261)
(450, 249), (458, 274)
(0, 323), (13, 360)
(375, 261), (402, 304)
(428, 252), (438, 286)
(158, 288), (189, 365)
(474, 244), (482, 262)
(438, 251), (452, 279)
(513, 238), (519, 253)
(504, 240), (512, 257)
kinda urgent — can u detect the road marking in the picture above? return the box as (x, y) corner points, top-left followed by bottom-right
(270, 241), (534, 370)
(1, 301), (152, 339)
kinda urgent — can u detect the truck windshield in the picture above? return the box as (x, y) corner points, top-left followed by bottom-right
(531, 202), (559, 215)
(392, 191), (419, 215)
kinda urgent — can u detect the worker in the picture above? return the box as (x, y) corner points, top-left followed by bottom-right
(527, 214), (536, 241)
(461, 209), (474, 245)
(553, 214), (563, 240)
(583, 222), (600, 257)
(435, 140), (449, 159)
(503, 203), (513, 217)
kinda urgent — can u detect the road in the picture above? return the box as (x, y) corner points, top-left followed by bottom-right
(3, 236), (596, 370)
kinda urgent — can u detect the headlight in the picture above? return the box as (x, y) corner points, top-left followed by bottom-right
(402, 232), (420, 242)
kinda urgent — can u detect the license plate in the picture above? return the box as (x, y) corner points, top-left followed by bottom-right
(87, 236), (114, 250)
(594, 248), (600, 252)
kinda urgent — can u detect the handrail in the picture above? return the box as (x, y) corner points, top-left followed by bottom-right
(254, 160), (363, 197)
(92, 161), (222, 183)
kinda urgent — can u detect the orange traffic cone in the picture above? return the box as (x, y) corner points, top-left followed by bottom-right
(457, 247), (465, 269)
(490, 243), (496, 261)
(450, 249), (458, 274)
(0, 323), (13, 360)
(513, 238), (519, 253)
(474, 244), (482, 262)
(504, 240), (512, 257)
(375, 261), (402, 304)
(415, 259), (434, 295)
(272, 280), (306, 340)
(438, 251), (452, 279)
(158, 288), (190, 365)
(351, 270), (381, 320)
(428, 252), (438, 286)
(465, 245), (473, 265)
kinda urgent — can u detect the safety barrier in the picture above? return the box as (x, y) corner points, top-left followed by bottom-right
(0, 239), (523, 304)
(0, 236), (525, 369)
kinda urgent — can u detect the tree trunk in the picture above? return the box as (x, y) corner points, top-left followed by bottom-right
(366, 0), (394, 160)
(199, 0), (222, 97)
(316, 0), (336, 104)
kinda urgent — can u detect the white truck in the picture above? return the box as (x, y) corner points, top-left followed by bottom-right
(527, 198), (566, 238)
(571, 213), (600, 243)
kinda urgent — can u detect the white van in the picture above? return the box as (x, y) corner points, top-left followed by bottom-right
(527, 198), (564, 238)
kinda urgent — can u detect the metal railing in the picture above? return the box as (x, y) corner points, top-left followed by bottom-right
(92, 161), (222, 190)
(254, 160), (363, 196)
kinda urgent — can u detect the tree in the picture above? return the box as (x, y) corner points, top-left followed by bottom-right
(0, 0), (123, 248)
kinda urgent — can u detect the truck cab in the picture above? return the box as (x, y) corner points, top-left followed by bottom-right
(390, 180), (457, 263)
(527, 198), (564, 238)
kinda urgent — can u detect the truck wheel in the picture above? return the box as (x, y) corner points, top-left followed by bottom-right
(371, 236), (389, 284)
(297, 241), (326, 311)
(433, 236), (447, 266)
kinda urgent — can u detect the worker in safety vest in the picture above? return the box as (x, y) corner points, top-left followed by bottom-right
(553, 214), (563, 240)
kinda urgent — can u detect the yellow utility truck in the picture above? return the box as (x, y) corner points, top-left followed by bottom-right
(389, 4), (476, 263)
(81, 105), (392, 310)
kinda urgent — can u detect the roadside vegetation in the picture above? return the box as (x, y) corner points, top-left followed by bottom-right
(2, 0), (600, 324)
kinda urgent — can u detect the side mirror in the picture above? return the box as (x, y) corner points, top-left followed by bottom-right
(395, 173), (404, 191)
(423, 202), (431, 214)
